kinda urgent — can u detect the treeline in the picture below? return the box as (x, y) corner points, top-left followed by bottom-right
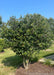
(0, 14), (54, 52)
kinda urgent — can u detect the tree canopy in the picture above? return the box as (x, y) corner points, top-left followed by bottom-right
(1, 14), (52, 58)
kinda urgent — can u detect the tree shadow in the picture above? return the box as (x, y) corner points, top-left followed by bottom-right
(2, 55), (38, 69)
(2, 55), (23, 68)
(43, 53), (54, 61)
(43, 53), (54, 57)
(2, 53), (54, 69)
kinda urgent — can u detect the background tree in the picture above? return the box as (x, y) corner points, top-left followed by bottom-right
(0, 16), (2, 37)
(48, 18), (54, 40)
(0, 16), (2, 25)
(1, 14), (52, 69)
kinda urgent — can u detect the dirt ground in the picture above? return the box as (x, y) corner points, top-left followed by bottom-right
(15, 62), (54, 75)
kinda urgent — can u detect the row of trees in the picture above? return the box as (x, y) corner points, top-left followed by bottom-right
(0, 14), (54, 69)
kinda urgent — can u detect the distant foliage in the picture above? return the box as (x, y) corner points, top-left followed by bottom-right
(0, 39), (4, 52)
(48, 18), (54, 40)
(0, 16), (2, 25)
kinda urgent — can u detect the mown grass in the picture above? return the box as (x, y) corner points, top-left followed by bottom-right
(0, 44), (54, 75)
(0, 48), (22, 75)
(32, 43), (54, 62)
(37, 50), (54, 59)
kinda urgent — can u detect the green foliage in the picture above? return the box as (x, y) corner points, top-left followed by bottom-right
(0, 16), (2, 25)
(44, 59), (51, 66)
(48, 18), (54, 40)
(30, 56), (38, 63)
(4, 38), (12, 48)
(0, 16), (2, 37)
(1, 14), (52, 60)
(0, 39), (4, 52)
(0, 38), (10, 52)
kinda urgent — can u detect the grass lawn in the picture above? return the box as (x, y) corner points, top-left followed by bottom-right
(0, 48), (22, 75)
(0, 44), (54, 75)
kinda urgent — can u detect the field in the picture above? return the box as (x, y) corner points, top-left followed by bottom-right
(0, 44), (54, 75)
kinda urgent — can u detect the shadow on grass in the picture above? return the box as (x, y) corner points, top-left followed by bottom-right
(43, 53), (54, 57)
(2, 54), (39, 69)
(2, 53), (54, 69)
(43, 53), (54, 61)
(2, 55), (23, 68)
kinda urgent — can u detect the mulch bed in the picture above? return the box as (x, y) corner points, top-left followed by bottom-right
(16, 62), (54, 75)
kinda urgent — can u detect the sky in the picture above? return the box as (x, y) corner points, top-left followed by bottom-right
(0, 0), (54, 22)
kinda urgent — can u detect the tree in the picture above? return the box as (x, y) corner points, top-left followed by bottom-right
(48, 18), (54, 40)
(1, 14), (52, 69)
(0, 16), (2, 25)
(0, 16), (2, 37)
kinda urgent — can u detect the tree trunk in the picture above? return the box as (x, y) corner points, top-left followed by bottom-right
(23, 57), (29, 69)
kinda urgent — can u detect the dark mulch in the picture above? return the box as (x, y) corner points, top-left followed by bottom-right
(16, 62), (54, 75)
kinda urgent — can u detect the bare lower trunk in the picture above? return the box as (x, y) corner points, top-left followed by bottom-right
(23, 57), (29, 69)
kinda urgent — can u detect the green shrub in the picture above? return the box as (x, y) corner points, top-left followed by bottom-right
(30, 57), (38, 63)
(0, 39), (4, 52)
